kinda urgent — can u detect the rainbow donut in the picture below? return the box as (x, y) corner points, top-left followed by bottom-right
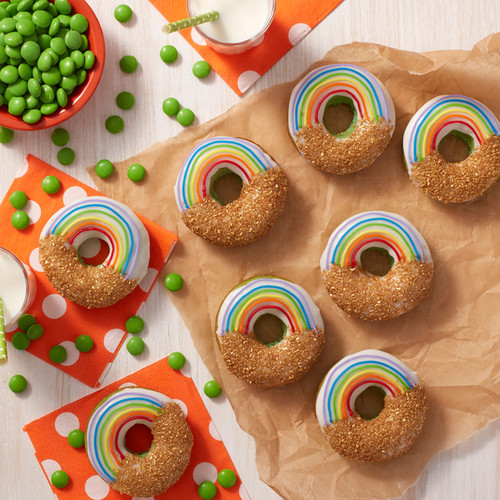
(216, 276), (325, 387)
(320, 211), (433, 320)
(175, 136), (287, 247)
(288, 64), (395, 174)
(85, 387), (193, 497)
(403, 95), (500, 203)
(39, 196), (150, 308)
(316, 349), (428, 462)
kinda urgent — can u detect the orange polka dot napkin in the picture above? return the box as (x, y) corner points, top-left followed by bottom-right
(24, 357), (246, 500)
(149, 0), (344, 95)
(0, 155), (177, 387)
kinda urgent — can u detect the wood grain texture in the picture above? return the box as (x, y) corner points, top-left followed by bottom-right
(0, 1), (498, 499)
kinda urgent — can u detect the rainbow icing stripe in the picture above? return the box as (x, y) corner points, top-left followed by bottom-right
(40, 196), (150, 281)
(288, 64), (395, 138)
(175, 136), (278, 212)
(85, 387), (172, 483)
(216, 277), (323, 337)
(316, 349), (420, 425)
(403, 95), (500, 167)
(320, 211), (432, 271)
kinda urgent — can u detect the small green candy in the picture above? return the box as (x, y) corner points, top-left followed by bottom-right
(16, 18), (36, 36)
(9, 374), (28, 393)
(49, 345), (67, 363)
(204, 380), (222, 398)
(217, 469), (237, 488)
(114, 4), (132, 23)
(57, 146), (74, 165)
(51, 470), (69, 489)
(119, 54), (137, 73)
(27, 323), (44, 340)
(126, 336), (145, 356)
(198, 481), (217, 500)
(105, 115), (124, 134)
(95, 159), (114, 178)
(11, 331), (30, 350)
(67, 429), (84, 448)
(192, 60), (211, 79)
(0, 65), (19, 84)
(125, 316), (144, 334)
(18, 313), (36, 331)
(32, 10), (51, 29)
(8, 96), (26, 115)
(164, 273), (183, 291)
(59, 56), (74, 76)
(42, 174), (60, 194)
(75, 334), (93, 352)
(116, 91), (134, 110)
(177, 107), (194, 127)
(65, 30), (82, 51)
(56, 87), (67, 107)
(168, 352), (186, 370)
(11, 209), (29, 230)
(127, 163), (145, 182)
(162, 97), (180, 117)
(9, 190), (28, 209)
(83, 50), (94, 70)
(54, 0), (71, 15)
(51, 127), (69, 146)
(23, 108), (42, 124)
(0, 126), (13, 143)
(69, 14), (88, 34)
(159, 44), (177, 64)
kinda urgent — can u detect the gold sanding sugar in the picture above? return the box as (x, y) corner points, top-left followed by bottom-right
(218, 328), (325, 387)
(113, 402), (193, 497)
(322, 385), (428, 463)
(409, 134), (500, 203)
(322, 261), (434, 320)
(38, 235), (137, 308)
(182, 167), (288, 247)
(295, 118), (394, 175)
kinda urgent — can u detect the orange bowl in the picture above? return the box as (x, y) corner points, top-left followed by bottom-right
(0, 0), (105, 131)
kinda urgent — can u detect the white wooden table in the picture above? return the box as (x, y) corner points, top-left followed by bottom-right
(1, 1), (499, 499)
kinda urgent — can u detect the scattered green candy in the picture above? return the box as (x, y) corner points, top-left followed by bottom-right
(198, 481), (217, 500)
(0, 126), (13, 143)
(114, 4), (132, 23)
(119, 54), (137, 73)
(126, 336), (145, 356)
(127, 163), (145, 182)
(116, 90), (134, 110)
(18, 313), (36, 331)
(75, 334), (93, 352)
(162, 97), (179, 116)
(67, 429), (84, 448)
(217, 469), (237, 488)
(192, 60), (211, 79)
(11, 209), (29, 230)
(159, 44), (177, 64)
(51, 470), (70, 489)
(177, 107), (194, 127)
(168, 352), (186, 370)
(9, 190), (28, 209)
(164, 273), (183, 291)
(11, 331), (30, 350)
(8, 374), (27, 393)
(57, 146), (75, 165)
(95, 159), (114, 178)
(49, 344), (67, 363)
(26, 323), (44, 340)
(105, 115), (124, 134)
(51, 127), (69, 146)
(125, 315), (144, 334)
(204, 380), (222, 398)
(42, 174), (60, 194)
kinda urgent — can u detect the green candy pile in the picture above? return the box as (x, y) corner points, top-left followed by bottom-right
(0, 0), (95, 124)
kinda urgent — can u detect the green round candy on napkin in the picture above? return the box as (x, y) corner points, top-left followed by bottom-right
(49, 345), (67, 363)
(127, 336), (145, 356)
(198, 481), (217, 500)
(192, 60), (211, 79)
(12, 331), (30, 350)
(67, 429), (84, 448)
(51, 470), (69, 488)
(42, 175), (60, 194)
(126, 316), (144, 334)
(9, 190), (28, 209)
(11, 209), (29, 230)
(217, 469), (237, 488)
(27, 323), (44, 340)
(18, 313), (36, 331)
(75, 334), (94, 352)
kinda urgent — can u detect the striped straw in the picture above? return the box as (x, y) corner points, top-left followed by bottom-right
(0, 298), (7, 365)
(162, 10), (219, 34)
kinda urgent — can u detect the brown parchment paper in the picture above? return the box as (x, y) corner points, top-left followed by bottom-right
(91, 34), (500, 500)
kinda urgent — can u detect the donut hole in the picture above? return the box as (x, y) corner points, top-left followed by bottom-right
(124, 423), (154, 456)
(323, 96), (357, 137)
(354, 386), (386, 420)
(360, 247), (394, 276)
(253, 314), (286, 347)
(77, 238), (110, 266)
(209, 167), (243, 206)
(438, 130), (474, 163)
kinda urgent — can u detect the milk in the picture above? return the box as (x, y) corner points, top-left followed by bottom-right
(0, 249), (29, 326)
(189, 0), (271, 44)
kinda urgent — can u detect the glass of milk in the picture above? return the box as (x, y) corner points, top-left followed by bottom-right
(187, 0), (276, 55)
(0, 248), (35, 329)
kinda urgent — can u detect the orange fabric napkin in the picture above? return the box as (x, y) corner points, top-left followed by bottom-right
(24, 357), (246, 500)
(149, 0), (344, 95)
(0, 155), (177, 387)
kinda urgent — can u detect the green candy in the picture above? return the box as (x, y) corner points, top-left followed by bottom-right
(16, 18), (35, 36)
(0, 64), (18, 83)
(17, 0), (35, 12)
(39, 83), (54, 102)
(0, 126), (13, 143)
(168, 352), (186, 370)
(176, 107), (194, 127)
(0, 17), (16, 33)
(160, 44), (177, 64)
(41, 101), (57, 114)
(217, 469), (237, 488)
(204, 380), (222, 398)
(59, 56), (74, 76)
(11, 331), (30, 350)
(56, 86), (67, 106)
(49, 36), (66, 55)
(51, 127), (68, 145)
(54, 0), (71, 16)
(67, 429), (85, 448)
(57, 13), (70, 27)
(51, 470), (69, 489)
(164, 273), (183, 291)
(69, 13), (88, 33)
(32, 10), (51, 29)
(37, 33), (50, 49)
(26, 95), (39, 110)
(49, 345), (67, 363)
(18, 62), (31, 80)
(114, 4), (132, 23)
(18, 313), (35, 331)
(26, 323), (43, 340)
(7, 78), (27, 96)
(9, 374), (28, 393)
(36, 50), (52, 71)
(41, 174), (60, 194)
(22, 107), (41, 123)
(64, 30), (82, 51)
(11, 209), (29, 229)
(162, 97), (180, 116)
(116, 91), (134, 110)
(119, 54), (137, 73)
(193, 60), (211, 78)
(105, 115), (124, 134)
(60, 73), (76, 91)
(42, 66), (61, 85)
(125, 316), (144, 334)
(75, 334), (93, 352)
(126, 336), (145, 356)
(33, 0), (49, 10)
(198, 481), (217, 500)
(57, 146), (74, 165)
(127, 163), (145, 182)
(83, 49), (94, 70)
(80, 33), (87, 51)
(69, 49), (83, 68)
(4, 31), (23, 47)
(94, 159), (114, 178)
(75, 67), (85, 85)
(9, 190), (28, 209)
